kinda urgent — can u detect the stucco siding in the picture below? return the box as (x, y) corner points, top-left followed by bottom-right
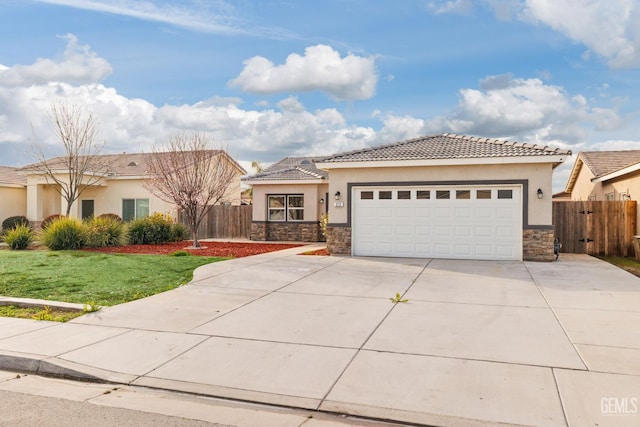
(251, 183), (328, 222)
(0, 187), (27, 226)
(326, 163), (555, 226)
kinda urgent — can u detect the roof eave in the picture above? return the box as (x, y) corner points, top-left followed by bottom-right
(592, 162), (640, 183)
(243, 179), (327, 185)
(316, 155), (570, 170)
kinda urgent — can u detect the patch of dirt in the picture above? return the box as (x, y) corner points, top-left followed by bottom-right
(83, 241), (303, 257)
(299, 248), (330, 256)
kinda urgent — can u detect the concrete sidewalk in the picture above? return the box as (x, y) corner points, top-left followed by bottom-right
(0, 246), (639, 426)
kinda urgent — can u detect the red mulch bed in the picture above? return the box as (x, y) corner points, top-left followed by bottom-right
(83, 241), (304, 258)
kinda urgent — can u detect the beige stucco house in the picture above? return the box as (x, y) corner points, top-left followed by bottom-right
(244, 157), (329, 241)
(564, 150), (640, 232)
(315, 133), (571, 261)
(19, 151), (245, 225)
(0, 166), (27, 230)
(564, 151), (640, 202)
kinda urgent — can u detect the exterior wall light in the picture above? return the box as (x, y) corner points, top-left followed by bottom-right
(537, 188), (543, 199)
(334, 191), (341, 200)
(319, 198), (325, 204)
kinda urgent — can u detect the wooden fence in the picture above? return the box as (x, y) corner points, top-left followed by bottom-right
(553, 201), (637, 257)
(179, 205), (252, 239)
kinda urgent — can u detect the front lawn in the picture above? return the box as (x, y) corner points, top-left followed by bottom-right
(0, 251), (226, 306)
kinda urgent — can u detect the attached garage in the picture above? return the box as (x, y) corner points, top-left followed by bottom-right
(316, 133), (571, 262)
(352, 185), (522, 260)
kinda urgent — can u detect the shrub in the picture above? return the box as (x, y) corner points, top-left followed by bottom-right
(170, 250), (190, 257)
(83, 216), (125, 248)
(40, 217), (85, 250)
(127, 213), (174, 244)
(41, 214), (63, 230)
(2, 216), (29, 234)
(4, 224), (33, 250)
(97, 213), (122, 222)
(170, 222), (190, 242)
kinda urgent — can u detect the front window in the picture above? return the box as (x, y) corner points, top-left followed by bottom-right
(123, 198), (149, 221)
(268, 195), (304, 221)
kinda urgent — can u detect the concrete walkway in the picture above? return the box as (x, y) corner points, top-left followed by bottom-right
(0, 247), (639, 426)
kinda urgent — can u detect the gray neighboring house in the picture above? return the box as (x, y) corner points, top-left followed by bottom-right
(244, 156), (329, 242)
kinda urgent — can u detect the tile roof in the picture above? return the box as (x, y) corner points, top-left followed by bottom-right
(245, 156), (329, 182)
(579, 150), (640, 178)
(0, 166), (26, 186)
(320, 133), (571, 163)
(19, 150), (245, 177)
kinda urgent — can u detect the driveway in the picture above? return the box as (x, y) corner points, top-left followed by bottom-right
(0, 247), (639, 426)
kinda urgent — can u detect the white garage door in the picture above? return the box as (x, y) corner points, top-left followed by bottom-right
(352, 186), (522, 260)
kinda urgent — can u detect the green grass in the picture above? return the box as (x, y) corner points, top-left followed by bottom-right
(0, 250), (226, 306)
(0, 305), (84, 322)
(598, 256), (640, 278)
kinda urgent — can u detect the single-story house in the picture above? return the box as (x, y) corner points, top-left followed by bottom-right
(0, 166), (27, 229)
(314, 133), (570, 261)
(18, 151), (245, 225)
(564, 150), (640, 202)
(243, 156), (329, 241)
(563, 150), (640, 233)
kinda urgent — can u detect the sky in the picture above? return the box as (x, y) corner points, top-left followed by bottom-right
(1, 0), (640, 192)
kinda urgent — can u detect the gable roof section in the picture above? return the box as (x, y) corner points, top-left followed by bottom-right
(19, 150), (246, 178)
(0, 166), (26, 187)
(317, 133), (571, 168)
(244, 156), (329, 183)
(565, 150), (640, 193)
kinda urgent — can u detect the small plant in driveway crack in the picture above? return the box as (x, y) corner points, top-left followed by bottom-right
(389, 292), (408, 303)
(83, 301), (102, 313)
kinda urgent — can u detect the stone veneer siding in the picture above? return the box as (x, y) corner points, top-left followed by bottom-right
(251, 221), (324, 242)
(326, 225), (555, 261)
(522, 228), (555, 262)
(326, 225), (351, 254)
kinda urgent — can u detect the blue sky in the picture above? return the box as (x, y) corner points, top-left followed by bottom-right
(1, 0), (640, 191)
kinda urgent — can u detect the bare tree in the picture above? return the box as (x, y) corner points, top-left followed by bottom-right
(31, 103), (109, 216)
(144, 133), (240, 248)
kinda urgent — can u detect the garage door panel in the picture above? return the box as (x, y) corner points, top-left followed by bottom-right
(353, 186), (522, 260)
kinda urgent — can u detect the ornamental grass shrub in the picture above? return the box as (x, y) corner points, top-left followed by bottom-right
(4, 224), (33, 250)
(83, 216), (125, 248)
(40, 217), (85, 250)
(127, 213), (174, 244)
(2, 216), (29, 234)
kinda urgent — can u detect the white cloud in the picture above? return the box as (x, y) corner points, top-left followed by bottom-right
(0, 37), (377, 166)
(428, 0), (640, 68)
(229, 44), (378, 101)
(0, 34), (111, 86)
(423, 74), (624, 146)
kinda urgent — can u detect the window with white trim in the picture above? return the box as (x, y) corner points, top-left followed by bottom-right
(268, 195), (304, 221)
(122, 198), (149, 221)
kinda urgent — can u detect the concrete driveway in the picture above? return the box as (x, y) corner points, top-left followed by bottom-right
(0, 246), (639, 426)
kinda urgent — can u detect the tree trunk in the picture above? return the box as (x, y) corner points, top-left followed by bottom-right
(191, 230), (200, 248)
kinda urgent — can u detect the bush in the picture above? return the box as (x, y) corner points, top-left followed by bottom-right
(4, 224), (33, 250)
(41, 214), (63, 230)
(170, 222), (190, 242)
(127, 213), (174, 244)
(83, 216), (125, 248)
(40, 217), (85, 250)
(2, 216), (29, 234)
(97, 213), (122, 222)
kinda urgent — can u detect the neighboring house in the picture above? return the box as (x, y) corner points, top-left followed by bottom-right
(564, 150), (640, 233)
(0, 166), (27, 228)
(564, 150), (640, 202)
(315, 133), (571, 261)
(243, 156), (329, 241)
(18, 151), (245, 224)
